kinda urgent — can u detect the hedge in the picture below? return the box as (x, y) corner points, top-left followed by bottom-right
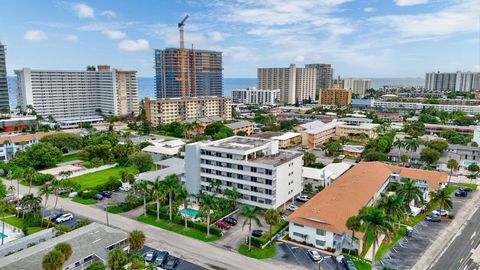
(250, 220), (289, 248)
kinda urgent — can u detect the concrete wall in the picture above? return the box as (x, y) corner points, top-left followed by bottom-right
(0, 228), (55, 257)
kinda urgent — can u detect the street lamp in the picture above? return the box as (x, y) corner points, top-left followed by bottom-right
(316, 255), (331, 270)
(97, 205), (109, 226)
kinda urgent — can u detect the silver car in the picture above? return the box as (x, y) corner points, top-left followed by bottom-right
(307, 250), (322, 262)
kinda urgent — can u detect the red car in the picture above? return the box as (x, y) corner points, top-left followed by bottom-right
(216, 220), (231, 230)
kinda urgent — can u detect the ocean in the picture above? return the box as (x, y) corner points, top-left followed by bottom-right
(6, 76), (423, 109)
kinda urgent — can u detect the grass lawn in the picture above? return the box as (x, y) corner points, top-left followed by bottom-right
(360, 230), (375, 257)
(69, 166), (138, 190)
(239, 244), (277, 259)
(61, 153), (83, 163)
(345, 254), (371, 270)
(137, 214), (220, 242)
(72, 197), (97, 205)
(4, 216), (43, 234)
(459, 183), (478, 190)
(347, 140), (365, 146)
(375, 227), (406, 261)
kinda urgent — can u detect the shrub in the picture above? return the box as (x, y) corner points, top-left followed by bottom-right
(83, 161), (92, 168)
(342, 248), (358, 256)
(79, 190), (97, 199)
(90, 157), (103, 168)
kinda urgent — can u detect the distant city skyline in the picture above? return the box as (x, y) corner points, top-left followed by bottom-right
(0, 0), (478, 78)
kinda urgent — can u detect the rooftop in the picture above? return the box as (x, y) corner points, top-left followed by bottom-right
(207, 136), (271, 151)
(254, 150), (303, 167)
(302, 163), (352, 181)
(0, 132), (56, 144)
(137, 157), (185, 182)
(225, 121), (254, 130)
(271, 132), (301, 141)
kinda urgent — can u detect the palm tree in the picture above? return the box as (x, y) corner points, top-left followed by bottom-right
(42, 249), (65, 270)
(39, 184), (54, 209)
(108, 248), (129, 270)
(345, 216), (361, 255)
(24, 167), (36, 194)
(357, 207), (393, 267)
(447, 159), (459, 185)
(128, 230), (146, 252)
(58, 170), (72, 180)
(397, 179), (424, 208)
(176, 186), (191, 229)
(339, 136), (349, 145)
(151, 179), (166, 221)
(19, 193), (42, 219)
(239, 205), (262, 251)
(54, 242), (72, 261)
(430, 189), (453, 214)
(133, 181), (150, 217)
(302, 151), (316, 166)
(0, 200), (13, 245)
(223, 188), (241, 209)
(400, 154), (409, 166)
(405, 139), (420, 160)
(392, 138), (404, 160)
(264, 209), (280, 237)
(376, 195), (407, 228)
(163, 175), (181, 222)
(197, 192), (216, 236)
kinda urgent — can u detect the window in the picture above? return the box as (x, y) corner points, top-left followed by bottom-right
(238, 165), (243, 170)
(251, 196), (257, 202)
(265, 169), (272, 175)
(293, 232), (305, 238)
(316, 229), (326, 236)
(265, 199), (272, 205)
(293, 223), (304, 228)
(251, 167), (257, 173)
(227, 181), (232, 187)
(251, 176), (257, 182)
(315, 240), (326, 246)
(238, 174), (243, 180)
(265, 189), (272, 195)
(227, 154), (232, 159)
(237, 184), (243, 189)
(227, 172), (232, 177)
(266, 179), (272, 185)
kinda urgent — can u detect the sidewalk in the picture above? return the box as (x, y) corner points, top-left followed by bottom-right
(413, 189), (480, 270)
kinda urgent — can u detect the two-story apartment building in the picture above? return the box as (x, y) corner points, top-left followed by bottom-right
(0, 132), (53, 161)
(185, 136), (303, 209)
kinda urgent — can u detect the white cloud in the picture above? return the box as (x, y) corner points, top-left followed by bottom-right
(364, 7), (376, 13)
(65, 34), (78, 41)
(295, 55), (305, 62)
(208, 31), (224, 42)
(101, 10), (116, 18)
(102, 30), (126, 39)
(394, 0), (428, 6)
(24, 30), (48, 41)
(71, 3), (94, 18)
(118, 39), (149, 51)
(472, 65), (480, 72)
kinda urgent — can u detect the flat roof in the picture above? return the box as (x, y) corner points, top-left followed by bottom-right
(271, 132), (301, 141)
(254, 150), (303, 167)
(225, 121), (254, 129)
(0, 223), (127, 270)
(137, 157), (185, 182)
(302, 162), (352, 181)
(208, 136), (270, 151)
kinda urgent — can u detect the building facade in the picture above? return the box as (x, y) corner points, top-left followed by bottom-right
(305, 63), (333, 92)
(0, 43), (9, 111)
(154, 48), (223, 98)
(425, 71), (480, 92)
(15, 66), (138, 123)
(231, 87), (280, 106)
(343, 78), (371, 98)
(0, 132), (53, 162)
(143, 96), (232, 126)
(185, 136), (303, 209)
(225, 121), (255, 135)
(319, 85), (352, 106)
(257, 64), (317, 105)
(373, 101), (480, 114)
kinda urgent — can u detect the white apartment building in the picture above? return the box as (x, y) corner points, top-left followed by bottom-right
(143, 96), (232, 125)
(15, 66), (139, 125)
(343, 78), (371, 98)
(231, 87), (280, 106)
(0, 132), (53, 162)
(373, 100), (480, 114)
(185, 136), (303, 209)
(425, 71), (480, 92)
(258, 64), (317, 105)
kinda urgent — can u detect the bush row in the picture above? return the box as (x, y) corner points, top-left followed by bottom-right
(78, 179), (122, 199)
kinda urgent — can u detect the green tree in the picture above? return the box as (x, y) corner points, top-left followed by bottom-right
(264, 209), (280, 237)
(163, 175), (181, 222)
(429, 189), (453, 216)
(345, 216), (361, 255)
(446, 159), (459, 185)
(420, 147), (440, 165)
(128, 230), (146, 252)
(108, 248), (129, 270)
(40, 133), (82, 152)
(129, 152), (153, 173)
(392, 138), (404, 155)
(204, 122), (226, 136)
(302, 151), (316, 166)
(197, 192), (216, 236)
(339, 136), (349, 145)
(19, 193), (42, 219)
(42, 250), (65, 270)
(23, 167), (36, 194)
(151, 179), (166, 221)
(85, 261), (106, 270)
(397, 179), (424, 207)
(400, 154), (409, 166)
(223, 188), (241, 209)
(405, 122), (425, 138)
(376, 195), (407, 227)
(176, 186), (191, 229)
(133, 181), (150, 216)
(54, 242), (73, 261)
(21, 142), (63, 169)
(425, 139), (449, 153)
(236, 130), (248, 136)
(468, 163), (480, 180)
(304, 183), (313, 193)
(239, 205), (262, 251)
(363, 151), (388, 161)
(357, 207), (393, 266)
(324, 141), (342, 156)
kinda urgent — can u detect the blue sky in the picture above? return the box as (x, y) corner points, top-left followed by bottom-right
(0, 0), (478, 78)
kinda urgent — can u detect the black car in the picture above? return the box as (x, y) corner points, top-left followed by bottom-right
(342, 257), (357, 270)
(93, 194), (104, 200)
(223, 217), (237, 226)
(461, 187), (473, 192)
(100, 191), (112, 198)
(154, 251), (169, 267)
(426, 214), (441, 222)
(252, 230), (264, 238)
(162, 256), (179, 270)
(48, 212), (63, 222)
(455, 190), (468, 197)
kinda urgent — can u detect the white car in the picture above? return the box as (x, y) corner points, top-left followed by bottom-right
(287, 204), (299, 211)
(307, 250), (322, 262)
(432, 209), (449, 216)
(55, 213), (73, 223)
(337, 155), (345, 160)
(119, 184), (131, 192)
(296, 195), (309, 202)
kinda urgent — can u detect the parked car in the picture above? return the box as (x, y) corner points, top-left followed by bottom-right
(68, 192), (78, 198)
(455, 190), (468, 197)
(93, 194), (104, 200)
(425, 214), (441, 222)
(100, 191), (112, 198)
(461, 187), (473, 192)
(223, 217), (237, 226)
(252, 230), (264, 238)
(287, 204), (299, 211)
(296, 195), (309, 202)
(49, 212), (64, 222)
(281, 215), (287, 220)
(307, 250), (322, 262)
(144, 250), (156, 262)
(119, 184), (132, 192)
(154, 251), (169, 267)
(56, 187), (73, 195)
(162, 256), (179, 270)
(216, 220), (231, 230)
(342, 257), (357, 270)
(337, 155), (346, 160)
(432, 209), (449, 216)
(55, 213), (73, 223)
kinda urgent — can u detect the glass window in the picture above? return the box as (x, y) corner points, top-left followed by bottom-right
(293, 223), (304, 227)
(315, 240), (326, 246)
(316, 229), (326, 236)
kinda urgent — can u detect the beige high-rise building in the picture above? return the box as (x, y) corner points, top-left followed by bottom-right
(115, 70), (139, 116)
(319, 84), (352, 106)
(257, 64), (317, 105)
(143, 96), (232, 126)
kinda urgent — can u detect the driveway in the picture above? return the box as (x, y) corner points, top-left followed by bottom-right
(274, 242), (344, 270)
(43, 209), (88, 229)
(214, 214), (271, 251)
(140, 246), (206, 270)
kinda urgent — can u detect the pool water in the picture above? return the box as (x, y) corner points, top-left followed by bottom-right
(0, 233), (7, 239)
(464, 161), (474, 167)
(179, 208), (199, 217)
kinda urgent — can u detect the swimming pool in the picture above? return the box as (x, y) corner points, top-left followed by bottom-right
(179, 208), (199, 217)
(0, 233), (7, 239)
(464, 161), (474, 167)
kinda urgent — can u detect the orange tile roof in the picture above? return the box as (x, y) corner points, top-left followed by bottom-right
(384, 164), (448, 189)
(287, 162), (448, 234)
(0, 132), (57, 144)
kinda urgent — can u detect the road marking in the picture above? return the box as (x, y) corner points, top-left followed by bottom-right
(471, 232), (477, 239)
(460, 257), (464, 263)
(472, 240), (475, 246)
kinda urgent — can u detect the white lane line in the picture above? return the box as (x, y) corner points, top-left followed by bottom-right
(471, 232), (477, 240)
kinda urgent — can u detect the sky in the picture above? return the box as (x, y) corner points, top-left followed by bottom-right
(0, 0), (479, 78)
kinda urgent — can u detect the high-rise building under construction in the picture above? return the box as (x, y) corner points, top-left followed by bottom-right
(154, 48), (223, 98)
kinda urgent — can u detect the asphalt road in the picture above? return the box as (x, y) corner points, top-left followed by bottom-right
(430, 205), (480, 270)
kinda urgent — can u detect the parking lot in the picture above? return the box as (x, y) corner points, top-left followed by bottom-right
(43, 209), (88, 228)
(274, 242), (345, 270)
(95, 189), (130, 206)
(377, 191), (471, 269)
(140, 245), (206, 270)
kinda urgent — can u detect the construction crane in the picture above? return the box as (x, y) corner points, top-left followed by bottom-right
(177, 14), (189, 97)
